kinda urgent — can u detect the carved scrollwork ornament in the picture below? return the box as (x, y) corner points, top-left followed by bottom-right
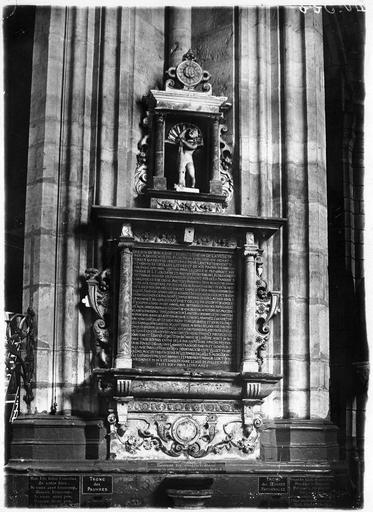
(109, 413), (261, 459)
(219, 124), (234, 207)
(255, 251), (280, 371)
(134, 111), (150, 196)
(83, 268), (112, 367)
(97, 374), (114, 396)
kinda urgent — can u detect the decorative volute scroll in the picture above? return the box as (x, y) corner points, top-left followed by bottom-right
(255, 250), (280, 371)
(134, 112), (150, 196)
(220, 125), (234, 206)
(134, 49), (234, 211)
(82, 268), (111, 367)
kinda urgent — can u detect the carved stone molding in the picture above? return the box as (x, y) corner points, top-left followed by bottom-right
(255, 251), (280, 371)
(132, 228), (237, 247)
(129, 400), (241, 414)
(133, 229), (177, 244)
(83, 268), (111, 368)
(194, 235), (237, 248)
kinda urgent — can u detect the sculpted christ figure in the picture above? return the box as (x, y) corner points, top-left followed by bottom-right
(176, 127), (202, 188)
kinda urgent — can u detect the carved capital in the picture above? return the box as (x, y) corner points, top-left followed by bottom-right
(120, 223), (133, 239)
(243, 233), (258, 258)
(155, 112), (165, 124)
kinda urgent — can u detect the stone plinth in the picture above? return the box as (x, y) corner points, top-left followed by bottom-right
(8, 415), (106, 462)
(6, 460), (353, 508)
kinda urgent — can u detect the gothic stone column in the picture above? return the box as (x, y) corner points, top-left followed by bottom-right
(23, 7), (98, 414)
(282, 7), (329, 419)
(167, 7), (192, 68)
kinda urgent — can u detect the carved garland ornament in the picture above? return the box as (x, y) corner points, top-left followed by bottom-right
(153, 199), (223, 213)
(107, 413), (261, 459)
(83, 268), (111, 368)
(129, 400), (241, 414)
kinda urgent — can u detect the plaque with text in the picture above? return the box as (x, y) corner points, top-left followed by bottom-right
(82, 475), (113, 494)
(29, 475), (79, 507)
(132, 247), (238, 370)
(290, 476), (336, 507)
(259, 476), (288, 494)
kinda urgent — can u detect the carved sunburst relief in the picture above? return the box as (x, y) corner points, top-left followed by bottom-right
(166, 123), (203, 146)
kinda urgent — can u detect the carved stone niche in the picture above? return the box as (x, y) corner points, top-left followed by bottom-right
(135, 49), (233, 212)
(87, 207), (285, 461)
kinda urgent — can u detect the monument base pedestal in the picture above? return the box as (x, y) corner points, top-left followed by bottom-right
(6, 458), (353, 508)
(7, 414), (354, 507)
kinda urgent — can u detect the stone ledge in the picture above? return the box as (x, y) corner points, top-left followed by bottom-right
(5, 459), (348, 474)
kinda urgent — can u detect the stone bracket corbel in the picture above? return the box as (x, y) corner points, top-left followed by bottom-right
(112, 377), (133, 429)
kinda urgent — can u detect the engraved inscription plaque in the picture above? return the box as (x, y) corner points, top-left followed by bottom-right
(289, 476), (336, 507)
(82, 476), (113, 494)
(29, 476), (80, 507)
(132, 247), (238, 370)
(259, 476), (288, 494)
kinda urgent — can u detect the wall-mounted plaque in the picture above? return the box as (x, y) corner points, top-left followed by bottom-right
(132, 246), (238, 370)
(258, 476), (288, 494)
(82, 476), (113, 494)
(28, 475), (79, 507)
(289, 476), (336, 507)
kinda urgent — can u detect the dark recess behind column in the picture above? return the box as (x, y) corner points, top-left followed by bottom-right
(3, 5), (35, 312)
